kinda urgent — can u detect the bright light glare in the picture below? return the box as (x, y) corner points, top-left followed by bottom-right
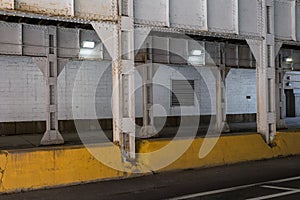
(83, 41), (95, 49)
(191, 50), (202, 56)
(286, 57), (293, 63)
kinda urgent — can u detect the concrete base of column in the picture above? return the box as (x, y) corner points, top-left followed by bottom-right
(40, 130), (64, 145)
(139, 126), (158, 138)
(222, 121), (231, 133)
(277, 120), (287, 130)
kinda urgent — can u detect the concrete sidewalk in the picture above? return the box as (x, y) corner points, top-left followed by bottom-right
(1, 122), (255, 150)
(1, 118), (300, 151)
(0, 123), (256, 150)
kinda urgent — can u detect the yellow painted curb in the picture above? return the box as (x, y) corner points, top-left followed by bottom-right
(273, 131), (300, 156)
(137, 134), (275, 172)
(0, 145), (127, 193)
(0, 132), (300, 193)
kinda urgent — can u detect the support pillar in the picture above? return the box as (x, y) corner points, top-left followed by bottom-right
(119, 0), (135, 160)
(275, 43), (287, 129)
(216, 44), (231, 133)
(139, 54), (158, 138)
(40, 26), (64, 145)
(215, 66), (230, 133)
(246, 0), (276, 144)
(213, 44), (230, 133)
(135, 28), (157, 138)
(92, 0), (136, 160)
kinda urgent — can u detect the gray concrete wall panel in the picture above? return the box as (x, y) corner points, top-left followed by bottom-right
(23, 24), (47, 56)
(74, 0), (118, 20)
(274, 0), (295, 40)
(207, 0), (238, 33)
(57, 27), (80, 58)
(169, 0), (207, 30)
(134, 0), (169, 26)
(238, 0), (260, 36)
(0, 22), (22, 55)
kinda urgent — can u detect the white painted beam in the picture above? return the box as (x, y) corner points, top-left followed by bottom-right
(247, 0), (277, 144)
(38, 26), (64, 145)
(93, 1), (136, 160)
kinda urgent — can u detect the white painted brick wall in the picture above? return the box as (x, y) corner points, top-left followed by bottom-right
(226, 68), (257, 114)
(140, 64), (217, 117)
(0, 56), (257, 123)
(58, 60), (113, 120)
(0, 56), (46, 122)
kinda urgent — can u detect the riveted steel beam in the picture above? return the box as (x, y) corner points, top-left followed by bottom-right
(246, 0), (277, 144)
(35, 26), (64, 145)
(92, 0), (136, 160)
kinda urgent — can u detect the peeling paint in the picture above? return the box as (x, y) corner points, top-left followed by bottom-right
(0, 0), (118, 21)
(74, 0), (118, 21)
(15, 2), (73, 17)
(0, 0), (14, 10)
(0, 151), (8, 191)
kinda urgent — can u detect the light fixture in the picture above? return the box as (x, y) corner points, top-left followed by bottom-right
(286, 57), (293, 63)
(191, 50), (202, 56)
(82, 41), (95, 49)
(188, 56), (204, 66)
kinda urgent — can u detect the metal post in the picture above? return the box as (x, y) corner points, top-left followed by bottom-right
(134, 28), (155, 138)
(275, 46), (287, 129)
(40, 26), (64, 145)
(120, 0), (135, 160)
(217, 44), (230, 133)
(246, 0), (276, 144)
(92, 23), (121, 141)
(214, 65), (230, 133)
(93, 0), (136, 160)
(139, 44), (158, 138)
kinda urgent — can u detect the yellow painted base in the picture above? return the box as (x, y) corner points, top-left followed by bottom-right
(0, 132), (300, 193)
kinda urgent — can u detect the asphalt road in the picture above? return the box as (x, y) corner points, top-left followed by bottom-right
(1, 156), (300, 200)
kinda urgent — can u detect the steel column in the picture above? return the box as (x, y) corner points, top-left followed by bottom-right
(40, 26), (64, 145)
(135, 28), (156, 138)
(214, 66), (230, 133)
(275, 42), (287, 129)
(93, 0), (136, 160)
(218, 43), (230, 133)
(246, 0), (276, 144)
(119, 0), (135, 160)
(139, 61), (158, 138)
